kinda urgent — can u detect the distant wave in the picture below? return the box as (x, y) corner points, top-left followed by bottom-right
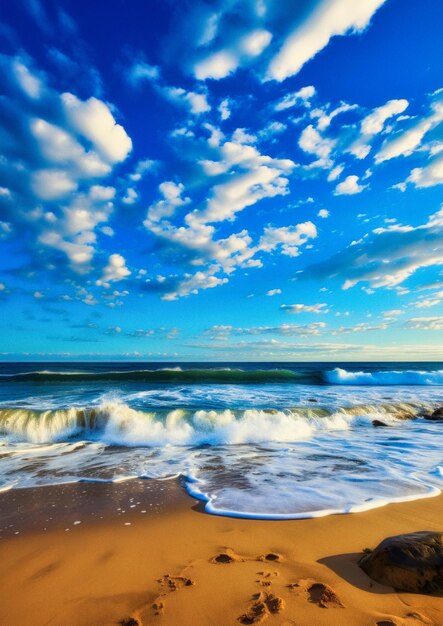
(0, 400), (430, 445)
(325, 367), (443, 386)
(1, 366), (443, 386)
(0, 368), (318, 384)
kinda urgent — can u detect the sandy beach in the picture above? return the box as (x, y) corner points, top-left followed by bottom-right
(0, 479), (442, 626)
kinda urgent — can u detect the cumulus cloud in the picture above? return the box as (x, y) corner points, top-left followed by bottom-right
(404, 154), (443, 189)
(375, 91), (443, 163)
(146, 181), (191, 222)
(96, 254), (131, 286)
(266, 288), (282, 296)
(168, 0), (384, 84)
(0, 53), (132, 273)
(303, 206), (443, 290)
(61, 93), (132, 163)
(274, 86), (315, 111)
(334, 175), (367, 195)
(349, 98), (409, 159)
(163, 86), (211, 115)
(194, 28), (272, 79)
(143, 127), (316, 298)
(265, 0), (387, 81)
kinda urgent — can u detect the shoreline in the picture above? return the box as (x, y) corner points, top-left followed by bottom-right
(0, 480), (442, 625)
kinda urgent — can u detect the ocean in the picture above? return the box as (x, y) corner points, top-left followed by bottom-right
(0, 361), (442, 519)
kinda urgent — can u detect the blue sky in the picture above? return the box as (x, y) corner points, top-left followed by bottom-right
(0, 0), (442, 361)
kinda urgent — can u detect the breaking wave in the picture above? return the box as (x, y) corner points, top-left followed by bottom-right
(325, 367), (443, 386)
(0, 400), (429, 446)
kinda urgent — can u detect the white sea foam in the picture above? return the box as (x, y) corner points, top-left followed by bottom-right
(326, 367), (443, 385)
(0, 400), (417, 446)
(0, 379), (442, 519)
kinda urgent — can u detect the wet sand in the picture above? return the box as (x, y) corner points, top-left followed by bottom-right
(0, 480), (442, 626)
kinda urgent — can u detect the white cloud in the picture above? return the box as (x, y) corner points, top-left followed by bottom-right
(205, 322), (327, 337)
(266, 288), (282, 296)
(406, 154), (443, 188)
(31, 118), (111, 178)
(310, 102), (356, 131)
(128, 61), (159, 86)
(375, 94), (443, 163)
(162, 267), (228, 301)
(146, 181), (191, 222)
(241, 28), (272, 56)
(361, 99), (409, 136)
(281, 303), (328, 314)
(62, 93), (132, 163)
(32, 169), (77, 200)
(37, 186), (116, 266)
(96, 254), (131, 286)
(12, 59), (42, 98)
(334, 174), (366, 195)
(164, 86), (211, 115)
(327, 164), (344, 182)
(122, 188), (138, 205)
(218, 98), (231, 120)
(299, 124), (335, 163)
(349, 98), (409, 158)
(332, 322), (389, 335)
(194, 50), (238, 80)
(198, 164), (293, 224)
(307, 206), (443, 291)
(129, 159), (157, 182)
(406, 316), (443, 330)
(274, 86), (315, 111)
(266, 0), (386, 82)
(259, 222), (317, 257)
(318, 209), (329, 218)
(193, 27), (272, 80)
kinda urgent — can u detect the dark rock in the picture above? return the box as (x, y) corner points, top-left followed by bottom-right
(359, 531), (443, 593)
(372, 420), (389, 428)
(425, 407), (443, 421)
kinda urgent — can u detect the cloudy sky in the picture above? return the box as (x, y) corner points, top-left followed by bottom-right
(0, 0), (442, 361)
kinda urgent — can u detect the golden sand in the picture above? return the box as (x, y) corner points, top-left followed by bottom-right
(0, 480), (442, 626)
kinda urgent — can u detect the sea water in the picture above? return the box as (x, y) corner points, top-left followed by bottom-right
(0, 361), (442, 519)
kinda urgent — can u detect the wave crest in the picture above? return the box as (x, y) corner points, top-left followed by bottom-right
(0, 400), (427, 445)
(326, 367), (443, 386)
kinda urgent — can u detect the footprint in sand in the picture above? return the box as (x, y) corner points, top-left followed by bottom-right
(211, 549), (282, 565)
(119, 618), (139, 626)
(152, 600), (165, 616)
(238, 591), (285, 624)
(308, 582), (344, 608)
(157, 573), (195, 592)
(288, 579), (344, 608)
(258, 552), (281, 562)
(210, 548), (244, 564)
(256, 570), (279, 587)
